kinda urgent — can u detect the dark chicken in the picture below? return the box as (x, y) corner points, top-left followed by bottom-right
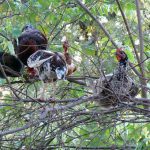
(27, 50), (67, 82)
(0, 52), (23, 78)
(14, 24), (48, 66)
(88, 48), (138, 109)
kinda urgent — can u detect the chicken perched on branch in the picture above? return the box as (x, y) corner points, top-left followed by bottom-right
(27, 50), (67, 82)
(62, 38), (76, 76)
(27, 50), (68, 99)
(14, 24), (48, 66)
(88, 48), (138, 108)
(0, 52), (23, 78)
(27, 38), (76, 99)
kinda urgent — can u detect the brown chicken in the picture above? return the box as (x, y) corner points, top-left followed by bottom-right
(87, 48), (138, 109)
(62, 40), (76, 76)
(27, 50), (67, 82)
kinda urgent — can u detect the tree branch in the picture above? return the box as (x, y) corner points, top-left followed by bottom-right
(135, 0), (148, 105)
(116, 0), (140, 64)
(75, 0), (118, 48)
(75, 0), (141, 77)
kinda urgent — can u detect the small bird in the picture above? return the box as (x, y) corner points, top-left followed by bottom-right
(14, 24), (48, 66)
(27, 50), (68, 82)
(62, 39), (76, 76)
(0, 52), (23, 78)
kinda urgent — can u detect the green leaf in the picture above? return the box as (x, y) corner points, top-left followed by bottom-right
(7, 41), (14, 54)
(0, 79), (5, 85)
(125, 48), (135, 63)
(12, 27), (21, 37)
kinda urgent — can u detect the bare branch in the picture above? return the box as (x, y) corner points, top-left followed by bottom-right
(116, 0), (140, 64)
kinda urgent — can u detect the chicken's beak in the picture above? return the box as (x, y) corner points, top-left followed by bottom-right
(55, 67), (67, 80)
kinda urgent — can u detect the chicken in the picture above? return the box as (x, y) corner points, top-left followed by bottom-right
(88, 48), (138, 109)
(27, 38), (76, 100)
(0, 52), (23, 78)
(27, 50), (68, 100)
(14, 24), (48, 66)
(62, 39), (76, 76)
(27, 50), (67, 82)
(109, 48), (138, 97)
(26, 37), (76, 80)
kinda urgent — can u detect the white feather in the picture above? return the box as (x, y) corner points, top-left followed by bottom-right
(27, 50), (54, 68)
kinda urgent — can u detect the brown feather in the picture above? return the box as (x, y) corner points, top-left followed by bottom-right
(15, 27), (48, 65)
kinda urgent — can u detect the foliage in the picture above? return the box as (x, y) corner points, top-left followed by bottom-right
(0, 0), (150, 149)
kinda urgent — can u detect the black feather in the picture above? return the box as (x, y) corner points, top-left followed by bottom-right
(0, 52), (23, 78)
(14, 25), (48, 65)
